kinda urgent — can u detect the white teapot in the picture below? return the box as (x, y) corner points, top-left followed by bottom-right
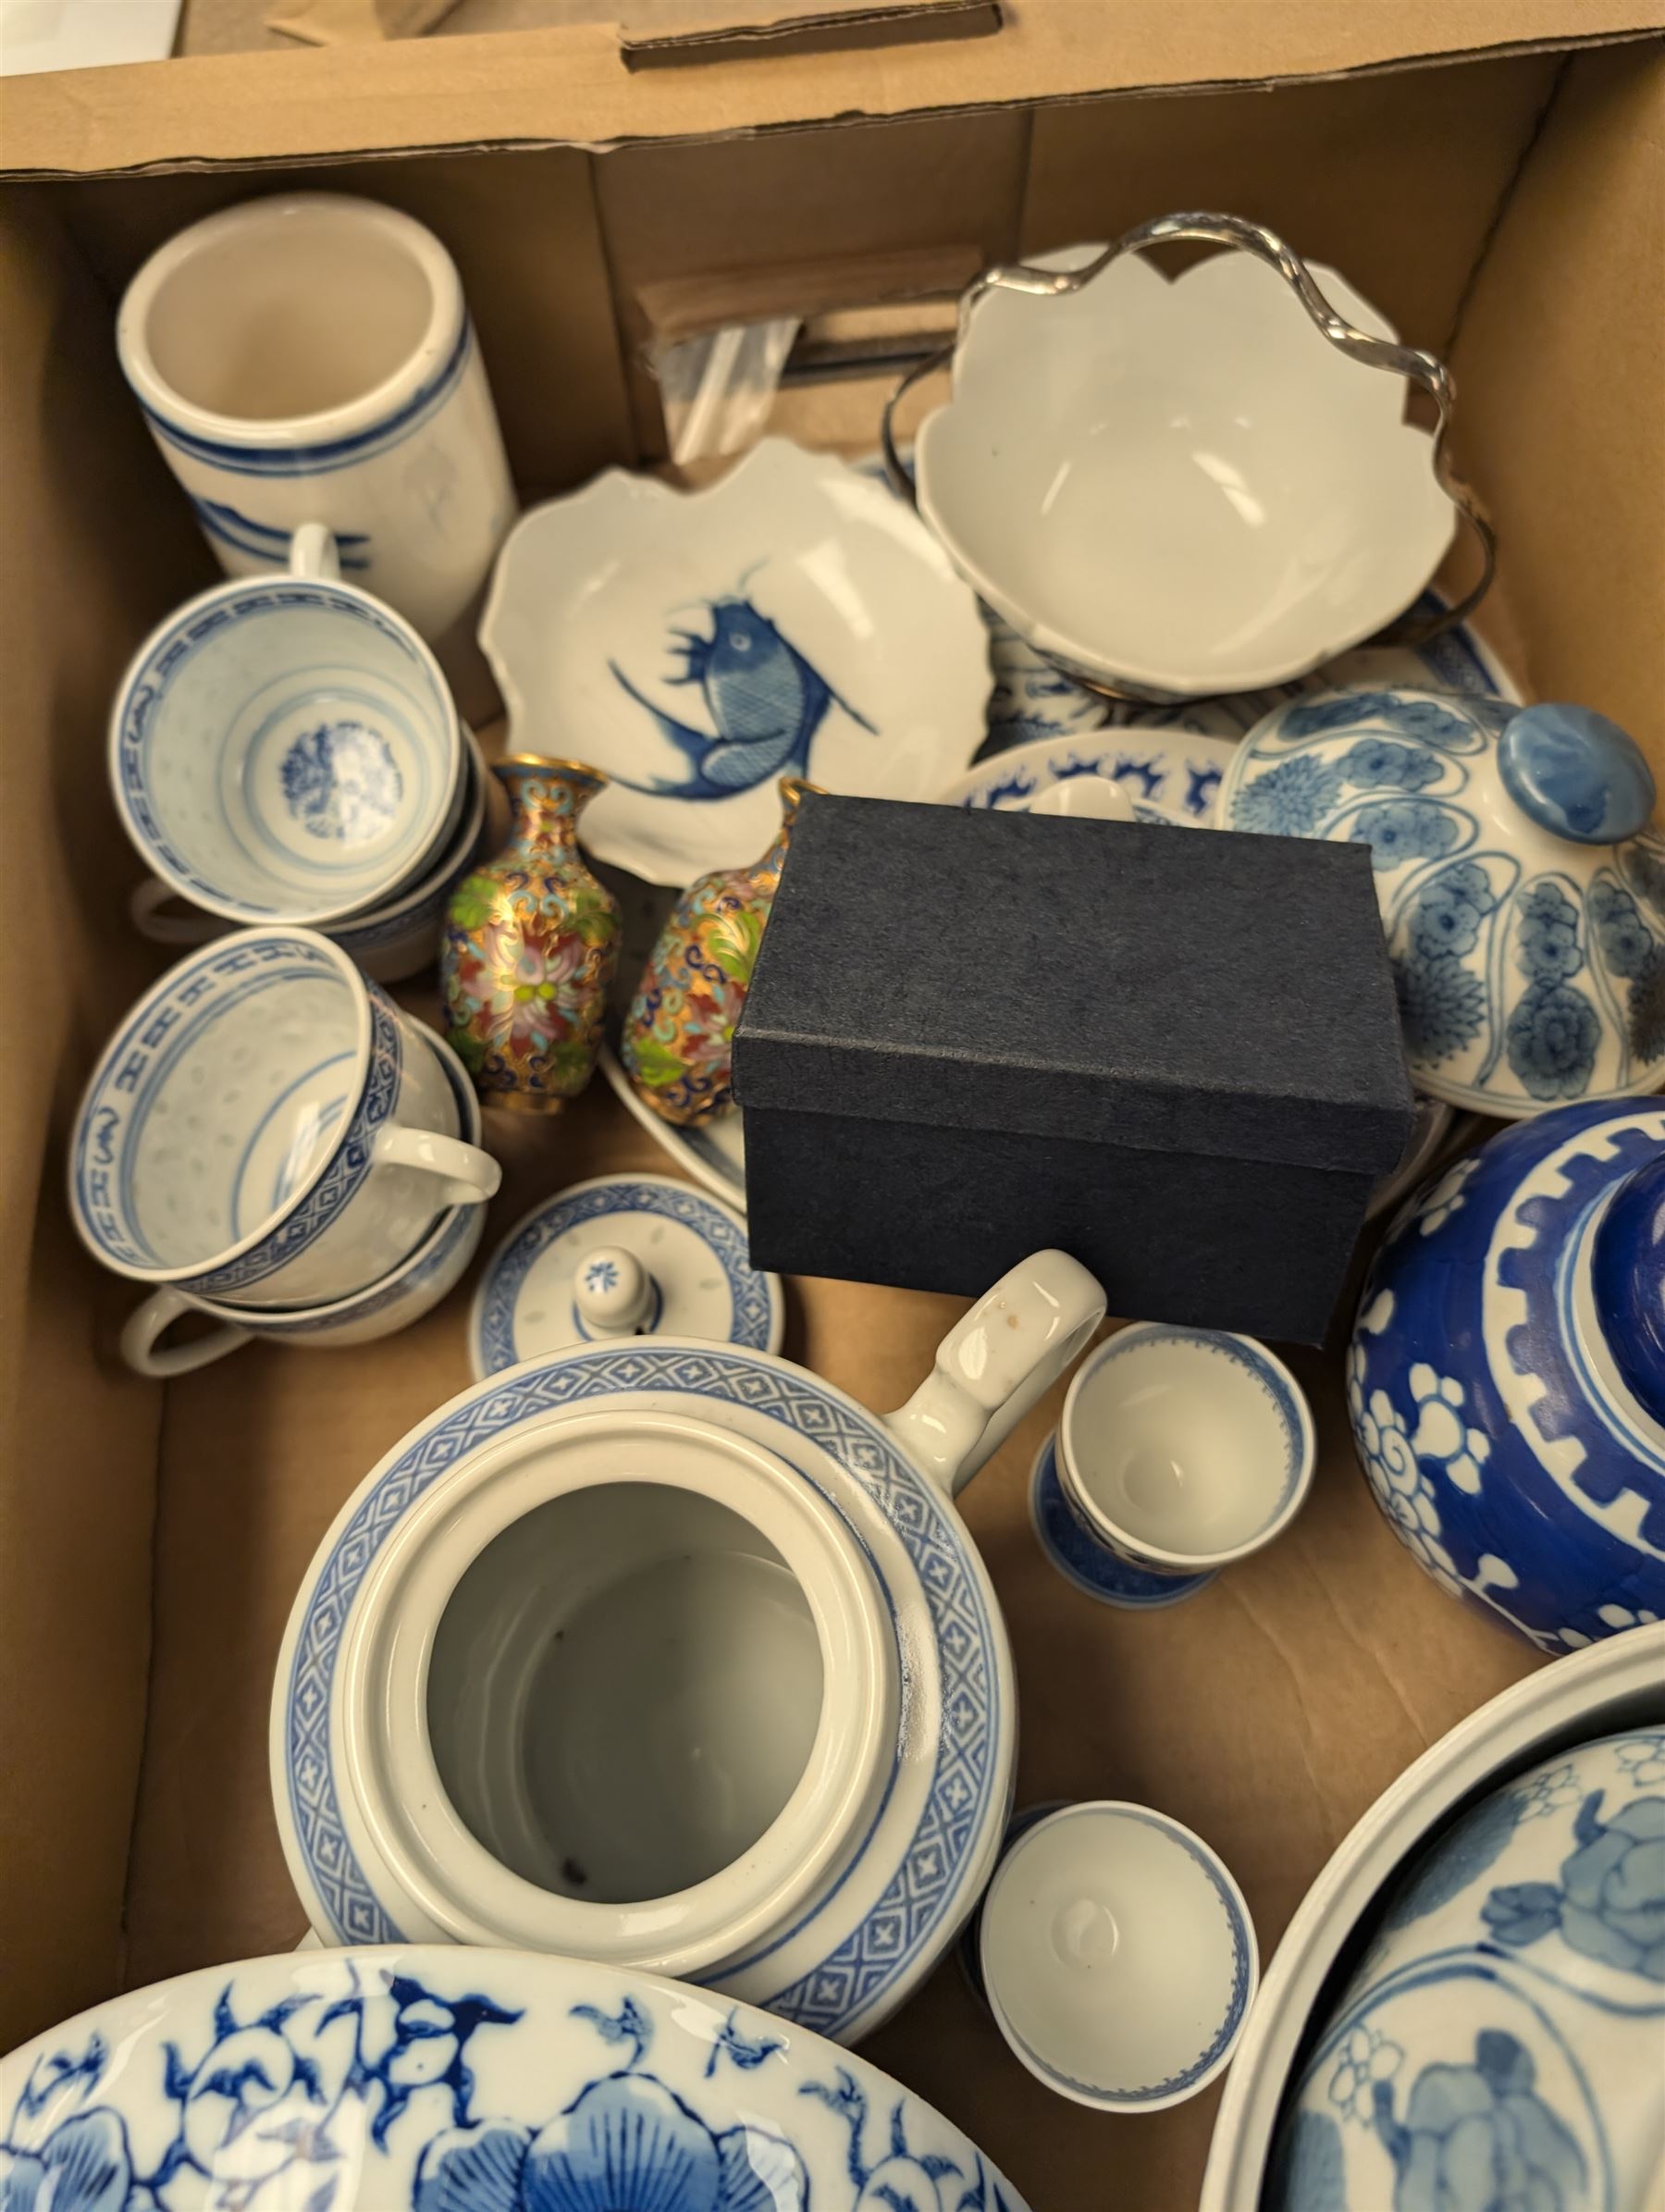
(271, 1252), (1104, 2045)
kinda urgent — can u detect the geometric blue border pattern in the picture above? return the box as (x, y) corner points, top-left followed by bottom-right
(471, 1178), (778, 1374)
(142, 317), (474, 478)
(993, 1804), (1253, 2106)
(281, 1342), (1003, 2044)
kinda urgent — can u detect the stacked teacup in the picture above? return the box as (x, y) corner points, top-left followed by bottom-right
(68, 929), (500, 1375)
(110, 523), (501, 982)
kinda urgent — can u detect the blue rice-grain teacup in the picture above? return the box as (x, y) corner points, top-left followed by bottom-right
(69, 928), (500, 1310)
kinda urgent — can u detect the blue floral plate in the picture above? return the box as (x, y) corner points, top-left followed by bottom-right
(0, 1946), (1029, 2212)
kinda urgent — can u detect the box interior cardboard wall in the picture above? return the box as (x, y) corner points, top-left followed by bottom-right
(1, 13), (1661, 2208)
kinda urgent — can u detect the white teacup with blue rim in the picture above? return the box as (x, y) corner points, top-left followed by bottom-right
(112, 523), (464, 931)
(1033, 1321), (1316, 1607)
(117, 1023), (487, 1377)
(979, 1800), (1259, 2112)
(69, 928), (500, 1311)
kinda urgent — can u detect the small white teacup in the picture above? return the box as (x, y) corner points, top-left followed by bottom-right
(110, 524), (464, 930)
(980, 1800), (1258, 2111)
(118, 1024), (486, 1376)
(1035, 1322), (1315, 1606)
(69, 928), (500, 1310)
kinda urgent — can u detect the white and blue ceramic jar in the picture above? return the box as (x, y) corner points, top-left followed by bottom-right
(1349, 1100), (1665, 1654)
(1217, 692), (1664, 1118)
(1267, 1728), (1665, 2212)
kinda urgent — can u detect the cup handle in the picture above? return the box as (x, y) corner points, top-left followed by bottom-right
(130, 878), (229, 947)
(289, 523), (341, 583)
(375, 1125), (501, 1208)
(883, 1250), (1105, 1500)
(120, 1288), (250, 1378)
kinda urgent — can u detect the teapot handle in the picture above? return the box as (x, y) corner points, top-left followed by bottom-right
(884, 1251), (1105, 1499)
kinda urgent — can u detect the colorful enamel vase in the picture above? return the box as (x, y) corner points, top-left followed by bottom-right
(441, 757), (620, 1113)
(621, 777), (816, 1125)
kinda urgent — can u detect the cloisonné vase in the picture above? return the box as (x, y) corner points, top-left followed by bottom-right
(441, 757), (620, 1113)
(621, 777), (816, 1126)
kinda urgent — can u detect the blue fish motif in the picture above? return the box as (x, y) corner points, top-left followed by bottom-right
(610, 598), (875, 800)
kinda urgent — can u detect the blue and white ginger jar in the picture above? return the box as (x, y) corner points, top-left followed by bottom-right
(1216, 691), (1664, 1117)
(1348, 1100), (1665, 1654)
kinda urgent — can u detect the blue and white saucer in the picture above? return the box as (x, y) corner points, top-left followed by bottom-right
(598, 1045), (748, 1211)
(1029, 1437), (1215, 1609)
(468, 1172), (783, 1378)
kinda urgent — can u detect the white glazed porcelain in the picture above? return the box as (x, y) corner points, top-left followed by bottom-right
(117, 1025), (486, 1376)
(916, 243), (1455, 698)
(467, 1171), (784, 1378)
(68, 928), (500, 1308)
(598, 1043), (748, 1207)
(117, 192), (516, 645)
(980, 1801), (1258, 2112)
(941, 721), (1239, 827)
(1202, 1623), (1665, 2212)
(272, 1251), (1105, 2042)
(131, 728), (504, 986)
(0, 1946), (1030, 2212)
(1266, 1727), (1665, 2212)
(112, 524), (465, 928)
(1047, 1323), (1316, 1602)
(480, 438), (992, 888)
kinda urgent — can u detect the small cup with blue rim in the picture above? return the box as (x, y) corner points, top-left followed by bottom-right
(1032, 1321), (1316, 1607)
(978, 1800), (1258, 2112)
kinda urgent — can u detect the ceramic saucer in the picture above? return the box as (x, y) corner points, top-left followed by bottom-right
(598, 1044), (748, 1209)
(468, 1171), (783, 1377)
(1029, 1437), (1215, 1608)
(941, 723), (1239, 826)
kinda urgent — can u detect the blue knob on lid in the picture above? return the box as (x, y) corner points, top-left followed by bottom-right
(1498, 703), (1657, 845)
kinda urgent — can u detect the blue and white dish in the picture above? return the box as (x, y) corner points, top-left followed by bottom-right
(273, 1255), (1104, 2045)
(480, 438), (992, 888)
(468, 1171), (783, 1378)
(940, 721), (1238, 827)
(979, 1801), (1258, 2111)
(110, 527), (465, 927)
(1050, 1324), (1316, 1592)
(598, 1044), (748, 1208)
(1217, 687), (1665, 1115)
(1029, 1436), (1217, 1607)
(1349, 1099), (1665, 1654)
(68, 928), (499, 1308)
(1205, 1625), (1665, 2212)
(0, 1946), (1030, 2212)
(1266, 1729), (1665, 2212)
(118, 1023), (487, 1376)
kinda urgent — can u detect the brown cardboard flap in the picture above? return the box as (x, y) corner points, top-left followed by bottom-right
(618, 0), (1001, 69)
(634, 241), (979, 343)
(3, 2), (1661, 179)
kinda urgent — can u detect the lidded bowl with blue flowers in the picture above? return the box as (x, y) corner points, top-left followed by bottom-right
(1216, 689), (1664, 1117)
(1266, 1727), (1665, 2212)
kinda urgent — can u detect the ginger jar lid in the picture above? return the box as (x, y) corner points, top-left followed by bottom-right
(1217, 688), (1665, 1118)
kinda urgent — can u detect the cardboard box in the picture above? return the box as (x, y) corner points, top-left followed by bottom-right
(736, 797), (1414, 1339)
(1, 11), (1662, 2208)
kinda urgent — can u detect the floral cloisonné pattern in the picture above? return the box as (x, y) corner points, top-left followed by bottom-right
(441, 760), (620, 1113)
(0, 1957), (1026, 2212)
(621, 777), (811, 1126)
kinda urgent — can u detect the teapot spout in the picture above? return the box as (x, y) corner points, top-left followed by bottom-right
(884, 1251), (1105, 1498)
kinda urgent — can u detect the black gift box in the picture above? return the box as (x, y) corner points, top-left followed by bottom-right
(731, 794), (1415, 1344)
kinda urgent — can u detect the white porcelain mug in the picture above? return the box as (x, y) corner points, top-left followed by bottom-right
(119, 1024), (487, 1376)
(117, 193), (516, 648)
(112, 523), (466, 930)
(69, 928), (500, 1309)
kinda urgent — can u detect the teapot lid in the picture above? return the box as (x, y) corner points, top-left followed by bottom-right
(1218, 687), (1665, 1118)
